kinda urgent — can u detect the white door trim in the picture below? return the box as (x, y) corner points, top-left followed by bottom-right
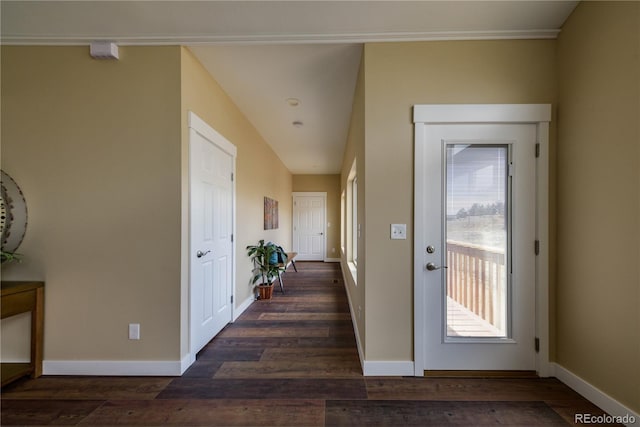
(188, 111), (237, 361)
(292, 192), (327, 261)
(413, 104), (551, 376)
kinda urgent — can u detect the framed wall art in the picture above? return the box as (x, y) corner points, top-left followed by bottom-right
(264, 197), (279, 230)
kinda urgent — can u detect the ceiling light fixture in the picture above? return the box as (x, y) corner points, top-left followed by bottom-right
(292, 121), (304, 128)
(286, 98), (300, 107)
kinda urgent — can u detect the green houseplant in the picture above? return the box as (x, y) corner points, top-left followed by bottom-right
(246, 240), (287, 300)
(1, 250), (22, 263)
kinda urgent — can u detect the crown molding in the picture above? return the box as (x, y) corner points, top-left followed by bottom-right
(0, 30), (561, 46)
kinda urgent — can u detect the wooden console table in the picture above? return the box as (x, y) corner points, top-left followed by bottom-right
(1, 281), (44, 386)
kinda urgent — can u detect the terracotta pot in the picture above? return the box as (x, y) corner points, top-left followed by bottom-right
(258, 284), (274, 300)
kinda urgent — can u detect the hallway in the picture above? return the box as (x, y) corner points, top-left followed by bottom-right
(1, 262), (615, 425)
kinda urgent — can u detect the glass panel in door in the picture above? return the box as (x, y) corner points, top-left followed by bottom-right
(445, 144), (509, 339)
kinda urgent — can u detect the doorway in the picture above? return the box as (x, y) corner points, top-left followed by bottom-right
(413, 104), (551, 375)
(292, 192), (327, 261)
(189, 112), (236, 357)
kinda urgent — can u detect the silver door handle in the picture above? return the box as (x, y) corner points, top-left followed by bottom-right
(196, 250), (211, 258)
(426, 262), (447, 271)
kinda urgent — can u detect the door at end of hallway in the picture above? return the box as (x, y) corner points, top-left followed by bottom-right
(292, 192), (326, 261)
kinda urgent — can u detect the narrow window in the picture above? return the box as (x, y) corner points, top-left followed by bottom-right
(351, 176), (358, 266)
(340, 190), (346, 255)
(346, 159), (358, 282)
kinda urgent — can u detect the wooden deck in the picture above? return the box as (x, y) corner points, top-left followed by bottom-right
(447, 297), (504, 337)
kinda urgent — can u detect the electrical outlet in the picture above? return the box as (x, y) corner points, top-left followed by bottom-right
(391, 224), (407, 240)
(128, 323), (140, 340)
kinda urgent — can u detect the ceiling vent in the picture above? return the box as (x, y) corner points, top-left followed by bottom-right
(90, 42), (119, 60)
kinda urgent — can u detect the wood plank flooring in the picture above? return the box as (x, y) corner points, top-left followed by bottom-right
(1, 262), (619, 426)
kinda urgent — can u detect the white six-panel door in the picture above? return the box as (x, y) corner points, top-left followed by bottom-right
(292, 193), (326, 261)
(190, 112), (236, 357)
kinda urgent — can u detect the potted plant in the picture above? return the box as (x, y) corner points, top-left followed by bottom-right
(1, 250), (22, 263)
(246, 240), (287, 300)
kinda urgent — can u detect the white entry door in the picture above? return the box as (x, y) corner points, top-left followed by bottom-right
(292, 193), (326, 261)
(190, 112), (236, 356)
(414, 105), (550, 373)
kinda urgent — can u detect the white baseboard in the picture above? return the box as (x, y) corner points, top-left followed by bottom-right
(43, 296), (252, 378)
(233, 295), (254, 321)
(340, 267), (414, 377)
(180, 353), (195, 375)
(552, 363), (639, 426)
(43, 360), (183, 376)
(363, 360), (415, 376)
(324, 258), (341, 263)
(341, 267), (365, 374)
(1, 357), (30, 363)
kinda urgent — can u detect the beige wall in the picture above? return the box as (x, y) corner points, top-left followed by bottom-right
(292, 175), (340, 259)
(180, 48), (292, 357)
(0, 46), (293, 366)
(557, 2), (640, 412)
(341, 53), (366, 353)
(1, 46), (183, 361)
(361, 40), (557, 361)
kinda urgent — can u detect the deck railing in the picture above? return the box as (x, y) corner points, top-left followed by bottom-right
(446, 241), (506, 331)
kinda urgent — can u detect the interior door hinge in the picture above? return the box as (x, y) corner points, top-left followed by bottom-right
(231, 234), (234, 243)
(508, 162), (514, 177)
(231, 172), (234, 181)
(230, 295), (234, 304)
(535, 143), (540, 158)
(535, 337), (540, 353)
(534, 240), (540, 255)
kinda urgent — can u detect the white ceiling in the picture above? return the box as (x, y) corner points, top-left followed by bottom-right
(190, 44), (362, 174)
(1, 1), (579, 174)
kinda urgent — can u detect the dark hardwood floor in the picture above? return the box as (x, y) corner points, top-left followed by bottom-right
(1, 262), (617, 426)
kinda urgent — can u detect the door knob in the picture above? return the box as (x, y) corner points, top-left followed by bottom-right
(426, 262), (447, 271)
(196, 250), (211, 258)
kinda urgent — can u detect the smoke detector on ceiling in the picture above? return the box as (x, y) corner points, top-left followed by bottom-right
(90, 42), (119, 60)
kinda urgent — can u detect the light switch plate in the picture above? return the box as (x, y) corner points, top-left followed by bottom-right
(129, 323), (140, 340)
(390, 224), (407, 240)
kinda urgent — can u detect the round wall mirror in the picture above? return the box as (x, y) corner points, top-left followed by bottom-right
(1, 170), (28, 261)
